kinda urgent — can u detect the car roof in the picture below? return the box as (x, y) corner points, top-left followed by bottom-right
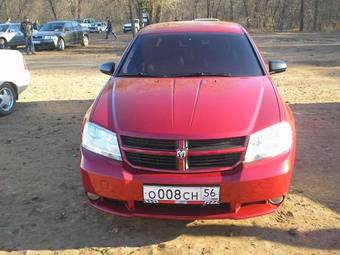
(140, 21), (245, 35)
(0, 23), (20, 26)
(47, 20), (74, 24)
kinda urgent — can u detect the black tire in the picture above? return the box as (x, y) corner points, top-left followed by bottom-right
(81, 35), (89, 47)
(56, 37), (65, 51)
(0, 84), (16, 117)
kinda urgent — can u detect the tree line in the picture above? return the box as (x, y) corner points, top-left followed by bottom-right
(0, 0), (339, 32)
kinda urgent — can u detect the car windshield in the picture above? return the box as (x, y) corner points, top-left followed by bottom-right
(0, 24), (9, 32)
(118, 32), (264, 77)
(40, 23), (65, 32)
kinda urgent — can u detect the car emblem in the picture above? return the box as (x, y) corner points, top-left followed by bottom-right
(176, 149), (187, 159)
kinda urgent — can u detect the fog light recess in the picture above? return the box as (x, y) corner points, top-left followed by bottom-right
(269, 196), (284, 205)
(87, 192), (100, 201)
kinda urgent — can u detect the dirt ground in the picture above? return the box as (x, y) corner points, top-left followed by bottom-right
(0, 32), (339, 255)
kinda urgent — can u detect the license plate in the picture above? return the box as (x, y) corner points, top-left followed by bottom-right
(143, 185), (220, 204)
(33, 41), (41, 44)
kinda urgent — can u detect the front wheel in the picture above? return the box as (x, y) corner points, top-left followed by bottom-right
(81, 35), (89, 47)
(56, 37), (65, 51)
(0, 84), (16, 116)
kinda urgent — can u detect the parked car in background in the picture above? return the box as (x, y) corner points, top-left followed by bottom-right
(0, 50), (29, 116)
(32, 20), (89, 51)
(0, 23), (25, 49)
(81, 21), (296, 220)
(122, 19), (140, 33)
(77, 18), (95, 30)
(89, 22), (107, 33)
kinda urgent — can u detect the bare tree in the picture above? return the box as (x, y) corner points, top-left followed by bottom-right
(299, 0), (304, 32)
(128, 0), (136, 37)
(206, 0), (211, 18)
(1, 0), (339, 32)
(47, 0), (58, 20)
(242, 0), (250, 28)
(313, 0), (319, 31)
(229, 0), (234, 21)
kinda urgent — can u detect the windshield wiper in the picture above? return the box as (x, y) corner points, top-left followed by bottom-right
(118, 72), (164, 77)
(177, 72), (232, 77)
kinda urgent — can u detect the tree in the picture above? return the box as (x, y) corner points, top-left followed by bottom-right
(229, 0), (234, 21)
(313, 0), (320, 31)
(299, 0), (304, 32)
(243, 0), (250, 28)
(128, 0), (136, 37)
(47, 0), (58, 20)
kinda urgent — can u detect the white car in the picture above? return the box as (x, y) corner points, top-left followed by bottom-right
(123, 19), (141, 33)
(0, 23), (26, 49)
(0, 50), (29, 116)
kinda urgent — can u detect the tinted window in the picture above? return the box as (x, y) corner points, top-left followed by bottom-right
(0, 24), (9, 32)
(72, 22), (81, 30)
(64, 23), (73, 31)
(119, 33), (263, 77)
(40, 22), (65, 32)
(10, 24), (21, 32)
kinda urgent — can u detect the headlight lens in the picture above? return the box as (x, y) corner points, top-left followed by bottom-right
(82, 122), (122, 161)
(245, 121), (292, 163)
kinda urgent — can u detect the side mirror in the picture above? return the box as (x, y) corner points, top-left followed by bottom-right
(269, 60), (287, 74)
(100, 62), (115, 75)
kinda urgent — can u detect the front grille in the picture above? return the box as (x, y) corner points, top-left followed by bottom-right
(121, 136), (177, 151)
(188, 153), (242, 169)
(125, 152), (177, 170)
(188, 137), (245, 150)
(121, 136), (245, 172)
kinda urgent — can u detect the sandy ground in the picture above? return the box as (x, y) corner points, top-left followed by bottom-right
(0, 32), (339, 255)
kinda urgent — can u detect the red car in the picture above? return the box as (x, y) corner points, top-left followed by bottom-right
(80, 21), (296, 220)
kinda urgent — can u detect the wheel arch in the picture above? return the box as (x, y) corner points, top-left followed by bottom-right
(0, 81), (18, 99)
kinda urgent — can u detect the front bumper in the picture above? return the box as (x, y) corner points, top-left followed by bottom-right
(33, 39), (57, 50)
(81, 148), (295, 220)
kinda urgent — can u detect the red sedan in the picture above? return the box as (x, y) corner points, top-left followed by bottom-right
(80, 21), (296, 220)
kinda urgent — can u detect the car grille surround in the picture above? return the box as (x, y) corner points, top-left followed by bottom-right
(120, 136), (246, 173)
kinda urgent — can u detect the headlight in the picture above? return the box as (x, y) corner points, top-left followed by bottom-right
(43, 35), (57, 40)
(82, 122), (122, 161)
(245, 121), (292, 163)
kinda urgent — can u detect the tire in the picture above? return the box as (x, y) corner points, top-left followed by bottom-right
(56, 37), (65, 51)
(81, 35), (89, 47)
(0, 84), (16, 117)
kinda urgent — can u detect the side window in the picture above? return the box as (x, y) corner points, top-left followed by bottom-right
(11, 25), (21, 32)
(72, 22), (81, 30)
(64, 23), (73, 31)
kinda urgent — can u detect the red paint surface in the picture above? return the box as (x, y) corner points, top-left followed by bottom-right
(81, 21), (296, 220)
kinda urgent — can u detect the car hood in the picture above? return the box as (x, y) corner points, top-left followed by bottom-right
(33, 31), (62, 37)
(91, 77), (281, 139)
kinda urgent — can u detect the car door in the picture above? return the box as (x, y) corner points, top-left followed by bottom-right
(9, 24), (25, 46)
(72, 22), (82, 43)
(63, 22), (76, 44)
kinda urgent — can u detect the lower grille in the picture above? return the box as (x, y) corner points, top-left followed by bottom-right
(125, 152), (177, 170)
(188, 153), (242, 169)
